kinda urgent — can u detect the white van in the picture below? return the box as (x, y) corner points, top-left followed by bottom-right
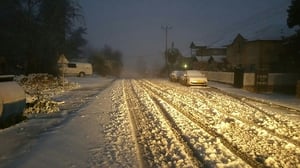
(59, 62), (93, 77)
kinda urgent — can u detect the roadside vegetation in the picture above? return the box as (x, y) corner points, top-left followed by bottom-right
(0, 0), (123, 77)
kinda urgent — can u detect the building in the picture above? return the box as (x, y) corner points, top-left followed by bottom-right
(226, 34), (285, 72)
(190, 42), (227, 71)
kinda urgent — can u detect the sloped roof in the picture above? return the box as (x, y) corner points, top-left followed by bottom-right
(213, 24), (296, 46)
(246, 24), (295, 41)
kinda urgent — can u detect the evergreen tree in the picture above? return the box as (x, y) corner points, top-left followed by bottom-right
(0, 0), (25, 73)
(287, 0), (300, 29)
(167, 47), (181, 65)
(38, 0), (84, 74)
(89, 46), (123, 77)
(0, 0), (86, 75)
(286, 0), (300, 73)
(65, 27), (87, 59)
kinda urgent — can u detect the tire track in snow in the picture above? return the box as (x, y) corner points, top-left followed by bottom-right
(139, 79), (300, 168)
(101, 80), (139, 167)
(138, 80), (263, 168)
(183, 87), (300, 147)
(149, 79), (300, 146)
(149, 92), (251, 167)
(126, 80), (200, 167)
(133, 81), (204, 167)
(121, 80), (145, 168)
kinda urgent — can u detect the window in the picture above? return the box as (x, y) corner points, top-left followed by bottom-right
(68, 63), (77, 68)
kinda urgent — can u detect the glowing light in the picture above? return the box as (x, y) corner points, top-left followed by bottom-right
(183, 64), (188, 69)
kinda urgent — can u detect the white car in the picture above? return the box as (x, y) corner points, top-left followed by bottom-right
(179, 70), (208, 86)
(58, 62), (93, 77)
(169, 70), (183, 82)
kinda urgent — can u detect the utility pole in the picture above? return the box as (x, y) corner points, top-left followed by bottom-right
(161, 25), (172, 72)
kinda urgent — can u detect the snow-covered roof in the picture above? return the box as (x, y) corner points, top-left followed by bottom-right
(244, 24), (296, 41)
(212, 24), (296, 47)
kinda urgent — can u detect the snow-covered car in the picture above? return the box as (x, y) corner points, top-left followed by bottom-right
(179, 70), (208, 86)
(169, 70), (183, 82)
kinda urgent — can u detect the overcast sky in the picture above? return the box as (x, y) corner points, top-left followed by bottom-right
(79, 0), (292, 69)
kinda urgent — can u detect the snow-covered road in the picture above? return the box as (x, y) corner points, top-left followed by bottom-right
(119, 79), (300, 168)
(0, 78), (299, 168)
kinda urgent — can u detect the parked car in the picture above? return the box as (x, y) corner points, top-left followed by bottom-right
(58, 62), (93, 77)
(169, 70), (183, 82)
(179, 70), (208, 86)
(0, 75), (26, 127)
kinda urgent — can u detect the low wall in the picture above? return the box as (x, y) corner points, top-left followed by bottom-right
(269, 73), (300, 94)
(201, 71), (234, 84)
(268, 73), (299, 85)
(201, 71), (300, 93)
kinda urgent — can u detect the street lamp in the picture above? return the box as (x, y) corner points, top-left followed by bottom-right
(183, 63), (188, 69)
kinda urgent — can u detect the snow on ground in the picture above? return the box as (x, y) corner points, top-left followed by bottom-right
(12, 79), (117, 168)
(0, 77), (299, 167)
(133, 83), (250, 167)
(135, 79), (300, 167)
(208, 81), (300, 111)
(0, 75), (117, 167)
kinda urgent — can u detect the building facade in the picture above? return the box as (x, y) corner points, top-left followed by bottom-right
(226, 34), (285, 72)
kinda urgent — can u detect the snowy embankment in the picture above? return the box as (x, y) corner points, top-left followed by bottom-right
(15, 74), (80, 114)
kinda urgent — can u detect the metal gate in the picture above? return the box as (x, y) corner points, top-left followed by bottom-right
(255, 69), (268, 92)
(234, 67), (244, 88)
